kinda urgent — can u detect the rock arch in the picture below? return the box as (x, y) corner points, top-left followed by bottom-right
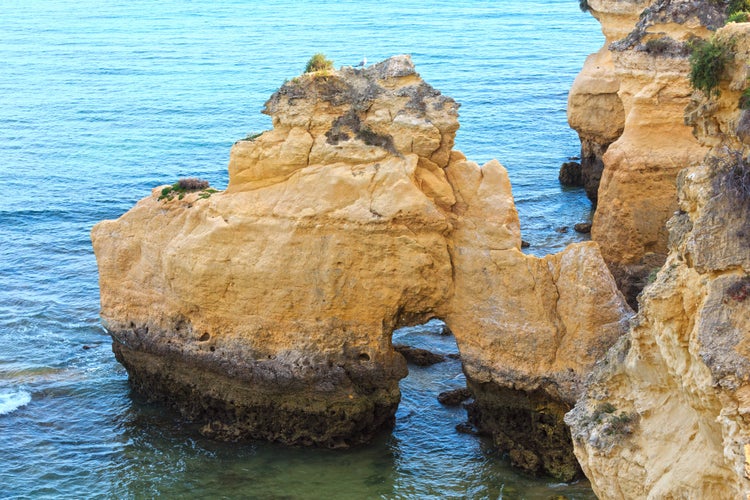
(92, 56), (631, 480)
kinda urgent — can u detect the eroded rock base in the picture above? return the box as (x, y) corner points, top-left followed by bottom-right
(466, 381), (581, 482)
(113, 342), (400, 447)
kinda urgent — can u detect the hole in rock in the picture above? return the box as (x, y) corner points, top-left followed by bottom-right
(389, 319), (479, 451)
(358, 352), (370, 361)
(198, 332), (210, 342)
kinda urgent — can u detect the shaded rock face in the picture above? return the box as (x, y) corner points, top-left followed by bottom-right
(570, 0), (721, 306)
(92, 56), (631, 478)
(566, 23), (750, 499)
(558, 161), (582, 186)
(467, 382), (581, 480)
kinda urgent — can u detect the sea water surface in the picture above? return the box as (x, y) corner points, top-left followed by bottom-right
(0, 1), (603, 498)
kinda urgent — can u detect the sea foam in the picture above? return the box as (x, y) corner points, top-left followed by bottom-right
(0, 390), (32, 415)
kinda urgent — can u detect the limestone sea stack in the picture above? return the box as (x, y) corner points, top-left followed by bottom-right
(569, 0), (725, 306)
(92, 56), (631, 479)
(566, 22), (750, 499)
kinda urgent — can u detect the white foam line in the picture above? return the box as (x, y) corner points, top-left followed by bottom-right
(0, 390), (32, 415)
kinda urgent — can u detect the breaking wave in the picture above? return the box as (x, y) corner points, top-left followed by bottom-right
(0, 390), (32, 415)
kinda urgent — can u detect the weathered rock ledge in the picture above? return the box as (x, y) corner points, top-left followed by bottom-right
(92, 56), (631, 479)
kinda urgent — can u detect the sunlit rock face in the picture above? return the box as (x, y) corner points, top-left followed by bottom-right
(92, 56), (630, 479)
(567, 23), (750, 499)
(570, 0), (725, 307)
(567, 0), (646, 203)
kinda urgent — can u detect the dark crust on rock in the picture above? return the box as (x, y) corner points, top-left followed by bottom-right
(262, 55), (458, 158)
(107, 322), (407, 394)
(113, 342), (401, 447)
(611, 0), (727, 52)
(465, 380), (582, 482)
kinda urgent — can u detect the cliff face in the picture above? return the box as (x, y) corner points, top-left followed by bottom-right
(566, 22), (750, 499)
(92, 56), (631, 479)
(569, 0), (724, 306)
(567, 0), (644, 202)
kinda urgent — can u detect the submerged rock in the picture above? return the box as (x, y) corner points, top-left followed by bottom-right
(92, 56), (630, 478)
(437, 387), (472, 406)
(558, 161), (582, 186)
(392, 344), (445, 367)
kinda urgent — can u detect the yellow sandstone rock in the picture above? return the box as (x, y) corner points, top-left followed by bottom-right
(567, 22), (750, 499)
(92, 56), (631, 479)
(570, 0), (723, 306)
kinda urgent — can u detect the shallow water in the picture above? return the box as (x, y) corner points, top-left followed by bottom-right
(0, 1), (602, 497)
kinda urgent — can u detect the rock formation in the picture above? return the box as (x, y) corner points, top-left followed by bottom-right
(567, 0), (639, 203)
(569, 0), (726, 306)
(92, 56), (631, 480)
(566, 22), (750, 499)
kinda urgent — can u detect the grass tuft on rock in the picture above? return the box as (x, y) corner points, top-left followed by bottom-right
(305, 53), (334, 73)
(159, 178), (216, 201)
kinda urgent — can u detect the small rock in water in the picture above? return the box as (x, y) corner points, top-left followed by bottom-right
(455, 422), (478, 435)
(555, 226), (569, 233)
(393, 344), (445, 366)
(558, 161), (582, 186)
(438, 387), (472, 406)
(446, 353), (460, 360)
(438, 323), (453, 336)
(574, 222), (592, 234)
(521, 240), (531, 248)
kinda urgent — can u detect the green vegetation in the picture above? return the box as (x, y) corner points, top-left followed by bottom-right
(714, 149), (750, 204)
(729, 0), (750, 15)
(688, 36), (731, 97)
(305, 53), (334, 73)
(158, 178), (217, 201)
(724, 0), (750, 23)
(594, 402), (616, 418)
(645, 37), (671, 55)
(589, 402), (637, 437)
(605, 412), (635, 436)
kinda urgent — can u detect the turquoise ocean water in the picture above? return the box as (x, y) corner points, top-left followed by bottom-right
(0, 1), (603, 498)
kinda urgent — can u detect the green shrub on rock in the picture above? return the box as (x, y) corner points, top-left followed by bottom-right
(305, 53), (334, 73)
(689, 37), (731, 97)
(158, 178), (216, 201)
(729, 0), (750, 15)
